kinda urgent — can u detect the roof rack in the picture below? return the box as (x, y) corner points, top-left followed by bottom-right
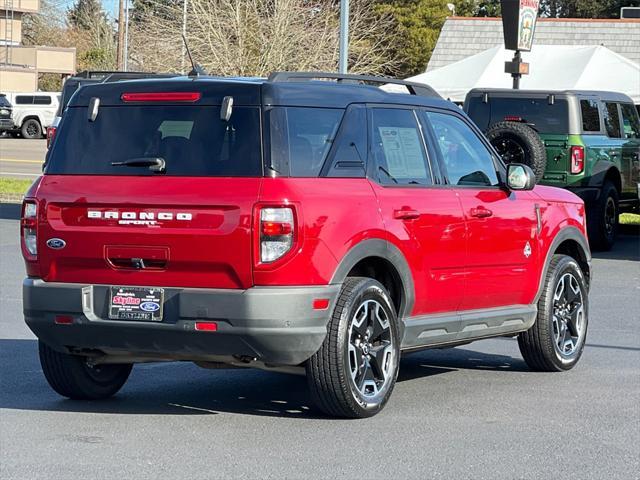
(73, 71), (179, 82)
(101, 72), (179, 83)
(268, 71), (440, 98)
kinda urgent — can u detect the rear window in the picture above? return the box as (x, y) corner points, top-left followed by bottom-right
(467, 96), (569, 134)
(46, 105), (262, 176)
(268, 107), (343, 177)
(580, 100), (601, 132)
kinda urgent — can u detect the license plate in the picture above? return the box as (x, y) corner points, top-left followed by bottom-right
(109, 287), (164, 321)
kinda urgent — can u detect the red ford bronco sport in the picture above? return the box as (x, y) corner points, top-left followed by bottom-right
(22, 73), (591, 418)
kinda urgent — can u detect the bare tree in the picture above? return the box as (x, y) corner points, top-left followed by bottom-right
(128, 0), (400, 76)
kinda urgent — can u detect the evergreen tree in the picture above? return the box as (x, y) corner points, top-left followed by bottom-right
(68, 0), (108, 30)
(539, 0), (639, 18)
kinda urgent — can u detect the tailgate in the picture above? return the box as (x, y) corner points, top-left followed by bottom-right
(36, 175), (261, 289)
(541, 134), (570, 184)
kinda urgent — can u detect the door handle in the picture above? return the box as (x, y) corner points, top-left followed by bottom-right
(470, 207), (493, 218)
(393, 208), (420, 220)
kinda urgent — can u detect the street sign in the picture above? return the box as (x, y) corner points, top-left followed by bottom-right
(501, 0), (540, 52)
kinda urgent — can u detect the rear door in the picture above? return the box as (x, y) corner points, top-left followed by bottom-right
(422, 109), (539, 311)
(368, 106), (467, 319)
(40, 99), (263, 289)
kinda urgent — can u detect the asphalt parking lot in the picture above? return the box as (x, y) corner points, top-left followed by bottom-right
(0, 217), (638, 480)
(0, 138), (46, 179)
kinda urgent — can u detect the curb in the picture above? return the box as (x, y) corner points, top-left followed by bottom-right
(0, 194), (24, 204)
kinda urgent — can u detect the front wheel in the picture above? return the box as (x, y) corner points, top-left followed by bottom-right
(306, 277), (400, 418)
(518, 255), (589, 371)
(39, 341), (132, 400)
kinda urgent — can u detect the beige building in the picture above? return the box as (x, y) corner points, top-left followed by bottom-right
(1, 0), (76, 92)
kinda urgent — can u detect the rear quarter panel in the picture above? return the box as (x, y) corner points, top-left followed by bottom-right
(255, 178), (384, 286)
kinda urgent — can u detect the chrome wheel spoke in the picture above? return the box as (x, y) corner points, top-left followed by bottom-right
(351, 303), (369, 338)
(357, 360), (377, 393)
(368, 342), (391, 381)
(369, 303), (389, 342)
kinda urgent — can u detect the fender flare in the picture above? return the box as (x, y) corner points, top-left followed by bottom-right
(588, 161), (621, 191)
(534, 226), (592, 303)
(330, 239), (415, 318)
(20, 114), (44, 128)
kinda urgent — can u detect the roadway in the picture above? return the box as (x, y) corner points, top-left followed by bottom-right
(0, 138), (47, 178)
(0, 217), (638, 479)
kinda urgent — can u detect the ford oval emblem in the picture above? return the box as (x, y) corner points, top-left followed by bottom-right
(140, 302), (160, 312)
(46, 238), (66, 250)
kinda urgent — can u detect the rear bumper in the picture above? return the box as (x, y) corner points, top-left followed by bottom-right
(23, 278), (340, 366)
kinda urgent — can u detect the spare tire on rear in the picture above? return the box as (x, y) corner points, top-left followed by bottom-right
(485, 121), (547, 183)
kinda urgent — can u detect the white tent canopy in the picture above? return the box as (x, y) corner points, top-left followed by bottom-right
(406, 45), (640, 104)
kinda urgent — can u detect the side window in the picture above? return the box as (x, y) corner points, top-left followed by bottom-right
(370, 108), (431, 186)
(268, 107), (343, 177)
(580, 100), (600, 132)
(424, 111), (499, 187)
(34, 96), (52, 105)
(324, 106), (367, 178)
(603, 102), (622, 138)
(620, 104), (640, 139)
(15, 95), (34, 105)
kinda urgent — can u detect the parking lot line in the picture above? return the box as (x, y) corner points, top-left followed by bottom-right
(0, 159), (43, 164)
(0, 172), (39, 176)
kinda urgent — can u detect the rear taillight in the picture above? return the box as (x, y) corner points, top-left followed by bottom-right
(259, 207), (295, 263)
(46, 126), (56, 148)
(570, 146), (585, 174)
(21, 200), (38, 257)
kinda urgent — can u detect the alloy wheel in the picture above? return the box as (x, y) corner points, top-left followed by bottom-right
(347, 299), (395, 398)
(492, 137), (526, 164)
(552, 273), (586, 357)
(26, 122), (38, 137)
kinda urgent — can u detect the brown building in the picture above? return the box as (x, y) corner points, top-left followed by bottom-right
(1, 0), (75, 92)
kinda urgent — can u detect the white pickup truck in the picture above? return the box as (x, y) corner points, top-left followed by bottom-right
(3, 92), (60, 139)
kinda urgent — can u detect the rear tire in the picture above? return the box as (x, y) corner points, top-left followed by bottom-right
(587, 180), (618, 251)
(485, 121), (547, 182)
(21, 118), (42, 139)
(518, 255), (588, 372)
(306, 277), (400, 418)
(39, 341), (132, 400)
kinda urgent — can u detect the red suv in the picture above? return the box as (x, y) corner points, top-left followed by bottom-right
(22, 73), (591, 418)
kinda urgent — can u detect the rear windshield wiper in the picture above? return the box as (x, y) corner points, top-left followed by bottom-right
(111, 157), (166, 173)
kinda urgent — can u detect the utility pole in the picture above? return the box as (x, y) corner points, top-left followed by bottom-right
(181, 0), (188, 74)
(338, 0), (349, 73)
(116, 0), (125, 70)
(124, 0), (130, 71)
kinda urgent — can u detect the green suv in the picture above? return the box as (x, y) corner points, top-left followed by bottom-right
(464, 89), (640, 250)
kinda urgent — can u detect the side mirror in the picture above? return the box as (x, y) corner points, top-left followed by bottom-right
(506, 163), (536, 190)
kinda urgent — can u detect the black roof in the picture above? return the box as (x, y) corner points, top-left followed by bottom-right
(68, 73), (455, 110)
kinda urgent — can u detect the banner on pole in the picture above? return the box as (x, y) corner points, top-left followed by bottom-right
(501, 0), (539, 52)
